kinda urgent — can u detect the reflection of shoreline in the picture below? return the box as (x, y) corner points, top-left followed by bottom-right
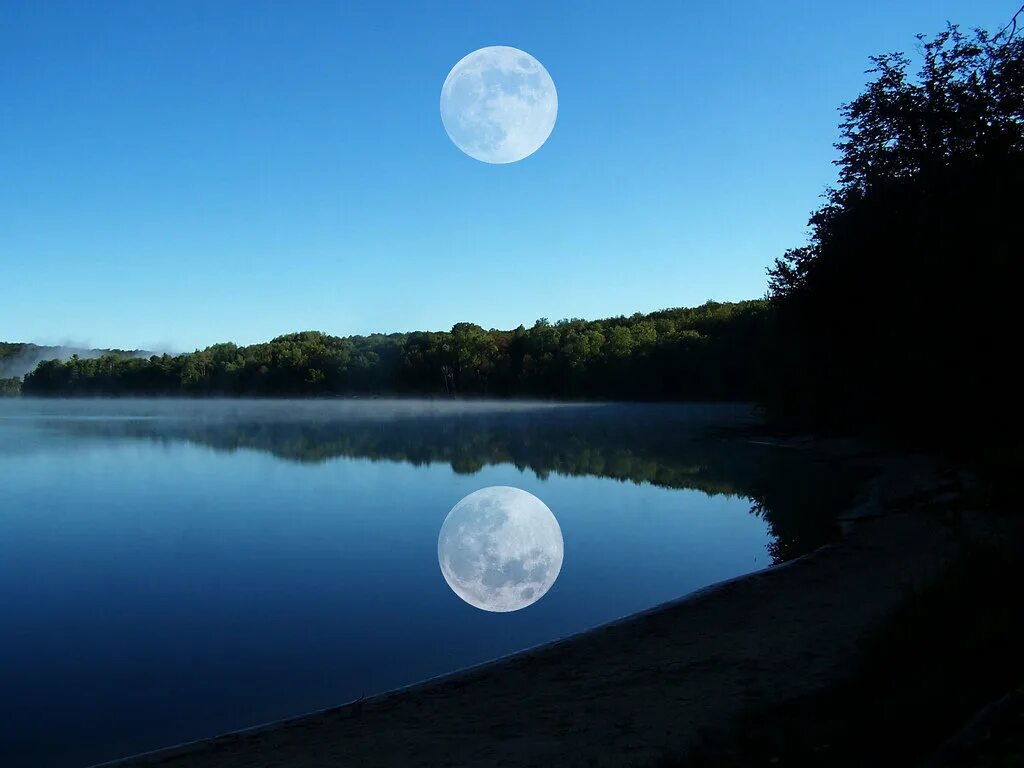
(30, 399), (862, 563)
(93, 450), (966, 768)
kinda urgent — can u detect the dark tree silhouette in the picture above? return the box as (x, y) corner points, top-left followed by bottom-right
(767, 24), (1023, 463)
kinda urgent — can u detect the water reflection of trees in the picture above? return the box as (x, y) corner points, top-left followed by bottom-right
(57, 404), (863, 562)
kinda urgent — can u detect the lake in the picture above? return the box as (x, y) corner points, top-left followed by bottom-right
(0, 399), (856, 767)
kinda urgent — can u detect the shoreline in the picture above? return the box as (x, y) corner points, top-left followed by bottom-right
(93, 529), (844, 768)
(90, 558), (813, 768)
(94, 447), (981, 768)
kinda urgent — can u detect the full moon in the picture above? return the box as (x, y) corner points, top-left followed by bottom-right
(438, 486), (564, 612)
(440, 46), (558, 164)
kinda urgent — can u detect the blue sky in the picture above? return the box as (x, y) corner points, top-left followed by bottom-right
(1, 0), (1013, 351)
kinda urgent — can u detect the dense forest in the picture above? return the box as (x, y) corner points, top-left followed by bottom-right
(767, 24), (1022, 455)
(0, 377), (20, 396)
(19, 301), (772, 399)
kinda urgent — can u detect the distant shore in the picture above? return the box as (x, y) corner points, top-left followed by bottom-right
(94, 443), (980, 768)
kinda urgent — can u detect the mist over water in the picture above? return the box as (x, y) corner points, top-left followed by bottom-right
(1, 396), (756, 422)
(0, 399), (856, 768)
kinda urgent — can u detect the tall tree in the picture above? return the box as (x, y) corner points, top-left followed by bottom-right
(767, 22), (1023, 453)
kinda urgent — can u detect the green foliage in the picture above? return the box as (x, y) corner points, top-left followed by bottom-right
(0, 377), (21, 396)
(20, 301), (773, 400)
(1, 342), (146, 382)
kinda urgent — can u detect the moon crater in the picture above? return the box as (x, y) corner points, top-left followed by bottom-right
(438, 486), (564, 612)
(440, 46), (558, 164)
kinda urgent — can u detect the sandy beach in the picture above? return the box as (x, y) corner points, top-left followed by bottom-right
(96, 449), (980, 768)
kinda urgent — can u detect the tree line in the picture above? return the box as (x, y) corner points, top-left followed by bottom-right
(20, 301), (773, 400)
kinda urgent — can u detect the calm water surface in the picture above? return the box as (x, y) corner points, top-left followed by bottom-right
(0, 399), (855, 767)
